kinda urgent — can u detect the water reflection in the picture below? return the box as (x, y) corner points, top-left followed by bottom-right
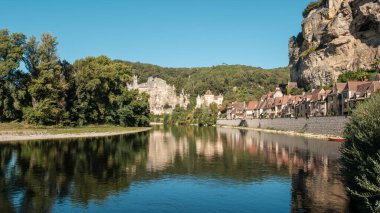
(0, 126), (350, 212)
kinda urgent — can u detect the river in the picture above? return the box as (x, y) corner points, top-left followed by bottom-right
(0, 126), (351, 212)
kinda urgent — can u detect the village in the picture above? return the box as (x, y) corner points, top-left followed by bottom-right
(225, 74), (380, 120)
(127, 74), (380, 121)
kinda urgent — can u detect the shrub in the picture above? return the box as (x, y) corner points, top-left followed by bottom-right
(298, 45), (318, 59)
(303, 1), (320, 18)
(338, 69), (370, 83)
(341, 91), (380, 212)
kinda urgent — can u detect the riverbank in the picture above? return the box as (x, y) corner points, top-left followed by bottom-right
(217, 117), (347, 138)
(0, 123), (151, 142)
(218, 124), (343, 140)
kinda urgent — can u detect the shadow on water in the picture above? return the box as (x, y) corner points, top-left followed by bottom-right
(0, 126), (351, 212)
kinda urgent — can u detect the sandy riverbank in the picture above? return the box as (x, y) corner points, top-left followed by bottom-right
(218, 125), (343, 140)
(0, 125), (151, 143)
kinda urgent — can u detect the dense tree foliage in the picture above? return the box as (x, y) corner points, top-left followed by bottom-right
(23, 33), (69, 125)
(0, 29), (150, 127)
(341, 92), (380, 212)
(337, 68), (380, 84)
(337, 69), (371, 83)
(0, 29), (30, 121)
(120, 61), (290, 102)
(162, 105), (217, 127)
(72, 56), (150, 126)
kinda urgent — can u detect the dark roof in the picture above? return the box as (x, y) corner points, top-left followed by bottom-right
(346, 81), (371, 92)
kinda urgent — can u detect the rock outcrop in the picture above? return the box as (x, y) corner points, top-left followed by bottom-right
(127, 76), (190, 115)
(289, 0), (380, 87)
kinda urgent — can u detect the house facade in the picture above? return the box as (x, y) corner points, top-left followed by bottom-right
(225, 79), (380, 120)
(196, 90), (224, 108)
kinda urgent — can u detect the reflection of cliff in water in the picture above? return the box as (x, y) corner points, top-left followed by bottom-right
(0, 126), (350, 212)
(216, 127), (349, 212)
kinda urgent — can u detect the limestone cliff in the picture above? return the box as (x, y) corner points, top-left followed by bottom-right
(289, 0), (380, 87)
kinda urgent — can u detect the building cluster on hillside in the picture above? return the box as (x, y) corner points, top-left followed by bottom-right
(226, 75), (380, 119)
(196, 90), (224, 108)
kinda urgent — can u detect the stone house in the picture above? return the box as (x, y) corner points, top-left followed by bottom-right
(255, 99), (268, 118)
(227, 102), (246, 119)
(196, 90), (224, 108)
(282, 95), (303, 118)
(326, 83), (346, 116)
(274, 96), (290, 118)
(245, 101), (258, 119)
(309, 89), (328, 117)
(341, 81), (372, 115)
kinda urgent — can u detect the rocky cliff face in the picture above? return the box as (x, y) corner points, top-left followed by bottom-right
(289, 0), (380, 87)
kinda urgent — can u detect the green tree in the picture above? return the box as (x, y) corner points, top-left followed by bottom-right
(23, 33), (68, 125)
(72, 56), (150, 126)
(0, 29), (29, 121)
(338, 69), (370, 83)
(341, 92), (380, 212)
(209, 103), (219, 116)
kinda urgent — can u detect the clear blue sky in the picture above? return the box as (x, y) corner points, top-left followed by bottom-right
(2, 0), (310, 68)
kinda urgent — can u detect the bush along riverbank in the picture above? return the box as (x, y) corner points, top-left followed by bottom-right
(151, 105), (218, 127)
(341, 91), (380, 212)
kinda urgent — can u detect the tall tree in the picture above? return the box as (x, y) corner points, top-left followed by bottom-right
(73, 56), (150, 126)
(0, 29), (29, 121)
(23, 33), (68, 125)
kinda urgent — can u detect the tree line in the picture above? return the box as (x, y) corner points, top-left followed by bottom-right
(120, 61), (290, 103)
(0, 29), (150, 126)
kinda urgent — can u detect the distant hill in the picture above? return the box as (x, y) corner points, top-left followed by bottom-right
(117, 60), (290, 103)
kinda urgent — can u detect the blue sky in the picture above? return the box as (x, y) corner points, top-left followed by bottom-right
(2, 0), (310, 68)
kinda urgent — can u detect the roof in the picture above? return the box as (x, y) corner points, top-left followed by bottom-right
(335, 83), (347, 94)
(256, 99), (266, 109)
(274, 96), (290, 106)
(357, 81), (380, 95)
(205, 90), (213, 96)
(369, 81), (380, 93)
(346, 81), (372, 92)
(246, 101), (258, 110)
(231, 102), (245, 111)
(357, 83), (372, 94)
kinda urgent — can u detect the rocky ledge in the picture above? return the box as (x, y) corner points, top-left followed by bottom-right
(289, 0), (380, 87)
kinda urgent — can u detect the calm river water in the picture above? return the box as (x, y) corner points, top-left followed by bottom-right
(0, 126), (351, 212)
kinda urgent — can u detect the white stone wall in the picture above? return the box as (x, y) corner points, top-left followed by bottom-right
(128, 76), (189, 115)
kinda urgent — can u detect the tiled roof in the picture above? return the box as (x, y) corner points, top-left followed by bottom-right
(357, 83), (372, 94)
(346, 81), (371, 92)
(246, 101), (258, 110)
(369, 81), (380, 93)
(336, 83), (347, 94)
(232, 102), (245, 111)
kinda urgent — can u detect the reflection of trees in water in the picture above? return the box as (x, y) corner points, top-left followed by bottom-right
(0, 127), (350, 212)
(0, 133), (149, 212)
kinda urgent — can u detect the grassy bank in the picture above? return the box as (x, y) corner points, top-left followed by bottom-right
(0, 123), (151, 142)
